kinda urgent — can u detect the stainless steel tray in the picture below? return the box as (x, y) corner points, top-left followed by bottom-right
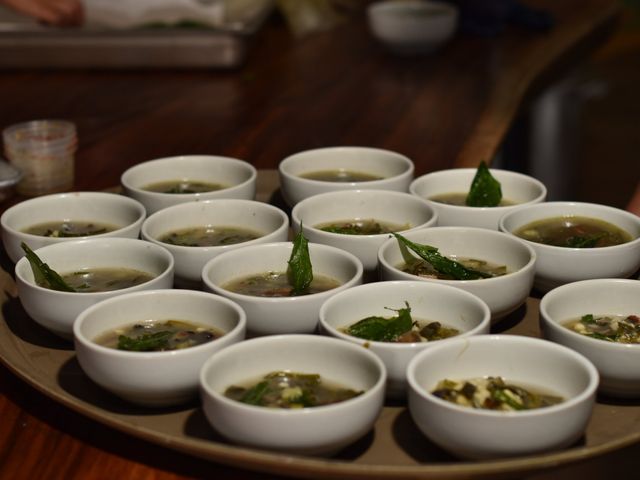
(0, 2), (273, 70)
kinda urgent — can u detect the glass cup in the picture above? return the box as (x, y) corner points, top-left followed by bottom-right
(3, 120), (76, 196)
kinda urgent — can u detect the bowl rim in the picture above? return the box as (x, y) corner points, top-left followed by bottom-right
(406, 334), (600, 418)
(367, 0), (459, 17)
(73, 288), (247, 360)
(319, 280), (492, 349)
(199, 333), (387, 416)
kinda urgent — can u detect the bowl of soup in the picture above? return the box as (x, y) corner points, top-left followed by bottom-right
(278, 146), (414, 207)
(540, 278), (640, 398)
(378, 227), (536, 321)
(291, 189), (437, 275)
(202, 241), (363, 336)
(15, 237), (174, 339)
(141, 199), (289, 287)
(199, 334), (386, 455)
(121, 155), (257, 214)
(409, 167), (546, 230)
(407, 335), (598, 459)
(1, 191), (146, 263)
(319, 280), (491, 398)
(499, 202), (640, 292)
(74, 288), (246, 407)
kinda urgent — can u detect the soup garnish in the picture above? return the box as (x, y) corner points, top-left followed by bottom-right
(224, 371), (363, 408)
(513, 215), (632, 248)
(565, 314), (640, 343)
(392, 233), (501, 280)
(95, 319), (223, 351)
(224, 271), (340, 297)
(342, 302), (460, 343)
(159, 225), (262, 247)
(21, 242), (75, 292)
(143, 179), (227, 194)
(401, 256), (507, 280)
(300, 169), (384, 182)
(24, 220), (117, 238)
(432, 376), (564, 411)
(465, 161), (502, 207)
(316, 219), (409, 235)
(61, 268), (154, 292)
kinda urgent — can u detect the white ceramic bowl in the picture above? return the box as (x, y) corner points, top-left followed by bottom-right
(407, 335), (599, 459)
(499, 202), (640, 292)
(319, 280), (491, 398)
(74, 289), (246, 407)
(200, 334), (386, 455)
(121, 155), (257, 214)
(291, 189), (437, 273)
(141, 199), (289, 286)
(15, 238), (174, 339)
(367, 0), (459, 55)
(1, 192), (146, 263)
(540, 279), (640, 398)
(202, 242), (363, 336)
(409, 168), (547, 230)
(378, 227), (536, 320)
(278, 146), (414, 207)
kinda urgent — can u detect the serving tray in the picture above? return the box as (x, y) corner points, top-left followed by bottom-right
(1, 170), (640, 479)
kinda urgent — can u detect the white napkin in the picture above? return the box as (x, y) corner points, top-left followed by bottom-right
(84, 0), (225, 29)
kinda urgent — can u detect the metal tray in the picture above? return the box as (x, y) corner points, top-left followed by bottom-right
(0, 2), (273, 70)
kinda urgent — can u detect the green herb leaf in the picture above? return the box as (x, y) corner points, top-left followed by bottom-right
(392, 233), (492, 280)
(117, 331), (172, 351)
(492, 388), (525, 410)
(346, 303), (413, 342)
(580, 314), (596, 325)
(466, 161), (502, 207)
(240, 381), (270, 405)
(287, 225), (313, 295)
(565, 233), (605, 248)
(21, 242), (76, 292)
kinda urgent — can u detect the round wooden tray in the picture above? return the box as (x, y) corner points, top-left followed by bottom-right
(1, 170), (639, 479)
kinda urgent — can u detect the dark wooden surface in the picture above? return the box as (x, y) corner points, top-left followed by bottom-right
(0, 1), (624, 478)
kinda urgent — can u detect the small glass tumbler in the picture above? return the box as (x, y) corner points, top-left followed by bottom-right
(3, 119), (77, 196)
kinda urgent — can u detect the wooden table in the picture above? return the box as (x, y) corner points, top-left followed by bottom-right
(0, 1), (625, 478)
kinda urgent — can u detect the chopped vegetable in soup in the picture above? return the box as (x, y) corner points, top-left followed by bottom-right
(61, 268), (154, 292)
(143, 179), (228, 194)
(159, 225), (262, 247)
(23, 220), (117, 238)
(224, 371), (363, 408)
(316, 219), (409, 235)
(432, 377), (564, 411)
(565, 314), (640, 343)
(300, 169), (384, 182)
(400, 256), (507, 280)
(223, 271), (340, 297)
(341, 302), (460, 343)
(95, 319), (223, 351)
(430, 193), (515, 206)
(514, 215), (632, 248)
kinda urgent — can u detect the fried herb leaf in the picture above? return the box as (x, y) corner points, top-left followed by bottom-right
(240, 381), (270, 405)
(117, 331), (173, 351)
(346, 303), (413, 342)
(21, 242), (76, 292)
(392, 233), (492, 280)
(465, 161), (502, 207)
(287, 226), (313, 295)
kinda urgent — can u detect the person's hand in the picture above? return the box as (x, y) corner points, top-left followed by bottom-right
(1, 0), (83, 27)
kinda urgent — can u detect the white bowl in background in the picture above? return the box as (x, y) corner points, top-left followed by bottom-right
(121, 155), (257, 214)
(378, 227), (536, 321)
(291, 189), (437, 273)
(540, 278), (640, 398)
(319, 280), (490, 398)
(74, 289), (246, 407)
(141, 199), (289, 286)
(410, 167), (547, 230)
(200, 334), (386, 455)
(499, 201), (640, 292)
(1, 191), (146, 263)
(278, 146), (414, 207)
(15, 238), (174, 339)
(407, 335), (598, 459)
